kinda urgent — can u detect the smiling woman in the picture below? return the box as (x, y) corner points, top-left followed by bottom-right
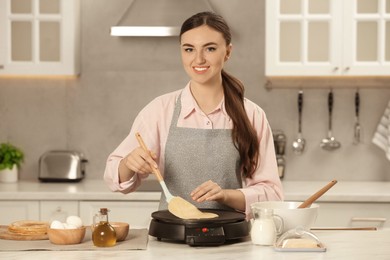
(104, 11), (283, 220)
(180, 25), (231, 94)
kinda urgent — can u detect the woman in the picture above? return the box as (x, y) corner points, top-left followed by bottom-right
(104, 12), (283, 217)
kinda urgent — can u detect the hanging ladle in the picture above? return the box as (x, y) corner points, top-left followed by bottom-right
(353, 90), (361, 144)
(320, 90), (341, 151)
(292, 90), (305, 154)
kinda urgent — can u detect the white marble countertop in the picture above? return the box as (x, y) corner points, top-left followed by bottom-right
(2, 180), (390, 259)
(0, 179), (160, 201)
(282, 180), (390, 202)
(1, 229), (390, 259)
(1, 179), (390, 202)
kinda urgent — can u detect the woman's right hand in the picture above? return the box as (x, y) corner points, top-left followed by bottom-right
(122, 147), (158, 176)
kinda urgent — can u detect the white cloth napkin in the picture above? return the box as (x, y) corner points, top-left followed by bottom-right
(372, 100), (390, 161)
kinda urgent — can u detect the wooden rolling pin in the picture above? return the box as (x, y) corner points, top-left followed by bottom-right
(298, 180), (338, 208)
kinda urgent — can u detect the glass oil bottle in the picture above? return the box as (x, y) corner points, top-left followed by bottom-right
(92, 208), (116, 247)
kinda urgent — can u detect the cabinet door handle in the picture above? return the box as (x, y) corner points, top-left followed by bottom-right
(0, 65), (4, 69)
(344, 67), (350, 72)
(333, 67), (339, 72)
(351, 217), (386, 222)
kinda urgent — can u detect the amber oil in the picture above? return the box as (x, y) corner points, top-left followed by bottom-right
(92, 208), (116, 247)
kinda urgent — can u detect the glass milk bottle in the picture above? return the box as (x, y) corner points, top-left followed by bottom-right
(92, 208), (116, 247)
(250, 207), (283, 246)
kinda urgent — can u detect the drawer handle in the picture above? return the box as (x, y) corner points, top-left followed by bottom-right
(351, 217), (386, 222)
(0, 65), (4, 69)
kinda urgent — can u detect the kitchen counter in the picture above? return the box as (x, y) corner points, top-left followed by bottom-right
(1, 179), (390, 202)
(2, 180), (390, 259)
(282, 180), (390, 202)
(1, 229), (390, 259)
(0, 179), (161, 201)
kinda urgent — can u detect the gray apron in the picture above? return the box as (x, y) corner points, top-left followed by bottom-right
(159, 93), (242, 211)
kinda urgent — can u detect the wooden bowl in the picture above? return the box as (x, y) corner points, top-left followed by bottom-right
(110, 222), (129, 241)
(48, 226), (86, 245)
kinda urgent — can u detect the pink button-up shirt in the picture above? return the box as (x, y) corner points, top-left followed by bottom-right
(104, 83), (284, 216)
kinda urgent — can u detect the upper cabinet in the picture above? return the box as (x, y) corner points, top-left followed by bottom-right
(266, 0), (390, 76)
(0, 0), (80, 76)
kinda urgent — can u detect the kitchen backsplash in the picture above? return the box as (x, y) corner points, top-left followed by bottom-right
(0, 0), (390, 182)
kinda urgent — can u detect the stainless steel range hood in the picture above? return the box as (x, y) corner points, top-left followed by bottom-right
(110, 0), (214, 37)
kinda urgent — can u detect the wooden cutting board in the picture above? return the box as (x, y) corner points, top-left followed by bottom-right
(0, 225), (48, 240)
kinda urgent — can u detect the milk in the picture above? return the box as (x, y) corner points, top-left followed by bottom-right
(250, 219), (277, 246)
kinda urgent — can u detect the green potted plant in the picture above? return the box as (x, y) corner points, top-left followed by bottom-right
(0, 142), (24, 183)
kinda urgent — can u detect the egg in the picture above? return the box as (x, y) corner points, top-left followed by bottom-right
(50, 220), (65, 229)
(65, 223), (78, 229)
(66, 215), (83, 228)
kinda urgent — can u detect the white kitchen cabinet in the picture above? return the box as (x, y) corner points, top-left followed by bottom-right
(0, 0), (80, 76)
(315, 202), (389, 228)
(266, 0), (390, 76)
(0, 201), (39, 224)
(0, 201), (78, 224)
(40, 201), (79, 222)
(0, 200), (159, 227)
(79, 201), (159, 228)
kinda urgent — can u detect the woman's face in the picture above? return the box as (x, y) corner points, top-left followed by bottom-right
(180, 25), (231, 86)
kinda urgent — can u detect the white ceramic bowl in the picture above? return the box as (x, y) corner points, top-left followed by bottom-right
(251, 201), (319, 234)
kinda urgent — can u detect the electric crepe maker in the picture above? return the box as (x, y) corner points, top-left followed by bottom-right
(148, 209), (249, 246)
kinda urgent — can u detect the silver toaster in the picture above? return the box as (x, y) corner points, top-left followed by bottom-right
(39, 151), (88, 182)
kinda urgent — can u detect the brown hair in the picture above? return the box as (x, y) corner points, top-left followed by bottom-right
(180, 12), (259, 178)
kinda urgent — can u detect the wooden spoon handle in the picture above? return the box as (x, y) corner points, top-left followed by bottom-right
(298, 180), (338, 208)
(135, 132), (163, 182)
(311, 226), (377, 231)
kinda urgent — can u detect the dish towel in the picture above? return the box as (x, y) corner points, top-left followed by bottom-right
(372, 100), (390, 161)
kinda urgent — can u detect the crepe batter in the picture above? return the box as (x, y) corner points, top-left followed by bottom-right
(168, 196), (218, 219)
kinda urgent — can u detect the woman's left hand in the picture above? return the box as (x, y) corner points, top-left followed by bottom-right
(190, 180), (226, 203)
